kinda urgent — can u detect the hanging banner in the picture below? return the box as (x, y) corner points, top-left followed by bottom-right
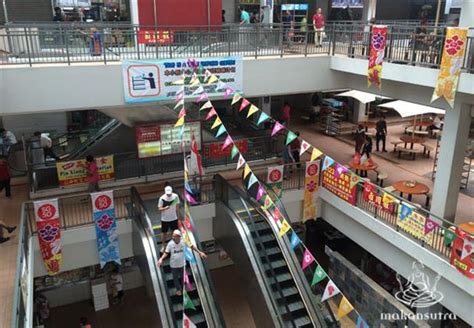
(367, 25), (388, 89)
(56, 155), (114, 187)
(303, 160), (320, 221)
(362, 181), (397, 214)
(431, 27), (468, 108)
(122, 57), (243, 103)
(91, 191), (121, 268)
(396, 207), (433, 244)
(34, 199), (62, 276)
(203, 139), (248, 159)
(137, 29), (174, 45)
(267, 165), (284, 197)
(321, 165), (357, 205)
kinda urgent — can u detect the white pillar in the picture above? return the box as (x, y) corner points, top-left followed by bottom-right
(362, 0), (377, 23)
(458, 0), (474, 28)
(430, 102), (472, 221)
(353, 101), (367, 124)
(260, 0), (273, 24)
(129, 0), (139, 25)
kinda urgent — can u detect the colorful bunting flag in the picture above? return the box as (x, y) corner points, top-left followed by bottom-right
(216, 125), (226, 137)
(311, 265), (327, 286)
(172, 77), (184, 85)
(190, 77), (200, 87)
(461, 238), (474, 260)
(222, 136), (233, 150)
(272, 207), (282, 222)
(321, 280), (340, 302)
(192, 85), (204, 95)
(205, 108), (217, 120)
(285, 131), (297, 146)
(443, 229), (456, 247)
(237, 155), (246, 170)
(356, 315), (369, 328)
(185, 247), (196, 264)
(178, 108), (186, 118)
(262, 195), (274, 210)
(174, 99), (184, 109)
(257, 112), (270, 125)
(290, 231), (300, 250)
(271, 122), (285, 137)
(334, 163), (348, 178)
(175, 116), (185, 127)
(256, 184), (265, 201)
(207, 74), (218, 84)
(349, 173), (361, 189)
(382, 192), (396, 208)
(299, 140), (311, 156)
(321, 156), (335, 171)
(311, 148), (323, 161)
(197, 92), (209, 102)
(337, 296), (354, 320)
(183, 313), (197, 328)
(301, 249), (315, 270)
(247, 173), (258, 189)
(176, 92), (184, 102)
(399, 203), (412, 221)
(211, 117), (222, 129)
(239, 98), (250, 112)
(279, 219), (291, 237)
(224, 87), (233, 98)
(200, 101), (213, 111)
(179, 125), (185, 139)
(243, 164), (251, 178)
(183, 290), (196, 310)
(424, 216), (440, 235)
(232, 93), (242, 105)
(185, 191), (198, 205)
(204, 69), (212, 80)
(247, 105), (259, 118)
(230, 145), (239, 159)
(217, 81), (226, 90)
(184, 216), (192, 231)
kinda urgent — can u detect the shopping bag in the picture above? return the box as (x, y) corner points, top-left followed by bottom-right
(353, 152), (361, 165)
(360, 154), (368, 164)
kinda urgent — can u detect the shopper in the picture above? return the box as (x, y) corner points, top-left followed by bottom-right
(375, 116), (387, 152)
(110, 268), (124, 305)
(312, 8), (325, 46)
(34, 132), (60, 161)
(158, 185), (181, 253)
(282, 139), (294, 180)
(0, 128), (17, 155)
(281, 102), (291, 126)
(0, 220), (16, 244)
(222, 10), (226, 23)
(290, 132), (301, 169)
(53, 7), (64, 22)
(354, 124), (366, 154)
(250, 11), (259, 24)
(0, 156), (11, 199)
(79, 317), (92, 328)
(428, 115), (444, 134)
(361, 136), (373, 160)
(85, 155), (100, 192)
(157, 229), (206, 296)
(239, 7), (250, 24)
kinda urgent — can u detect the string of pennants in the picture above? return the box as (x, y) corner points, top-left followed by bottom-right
(170, 66), (370, 325)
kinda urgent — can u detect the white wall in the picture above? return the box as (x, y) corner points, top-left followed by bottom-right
(222, 0), (236, 23)
(2, 112), (67, 138)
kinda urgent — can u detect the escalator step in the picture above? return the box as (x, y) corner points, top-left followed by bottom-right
(263, 259), (288, 272)
(247, 221), (270, 232)
(257, 246), (281, 257)
(293, 316), (313, 327)
(278, 301), (306, 315)
(254, 233), (276, 244)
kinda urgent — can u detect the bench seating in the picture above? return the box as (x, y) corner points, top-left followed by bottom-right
(423, 144), (434, 157)
(391, 141), (403, 152)
(376, 170), (388, 187)
(395, 146), (421, 160)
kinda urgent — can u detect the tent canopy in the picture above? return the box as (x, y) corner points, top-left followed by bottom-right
(378, 100), (445, 118)
(336, 90), (391, 104)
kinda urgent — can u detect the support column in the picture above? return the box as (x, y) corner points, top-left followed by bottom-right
(130, 0), (140, 25)
(458, 0), (474, 27)
(362, 0), (377, 23)
(260, 0), (273, 24)
(430, 103), (472, 221)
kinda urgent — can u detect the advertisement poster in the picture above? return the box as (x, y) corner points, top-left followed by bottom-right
(34, 199), (62, 276)
(136, 124), (161, 158)
(56, 155), (114, 187)
(396, 208), (433, 244)
(321, 166), (356, 205)
(122, 57), (243, 103)
(138, 29), (174, 45)
(203, 139), (248, 159)
(363, 181), (397, 214)
(367, 25), (388, 89)
(267, 165), (284, 197)
(91, 191), (121, 268)
(303, 161), (320, 220)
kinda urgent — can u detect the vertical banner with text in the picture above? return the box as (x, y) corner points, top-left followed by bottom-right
(303, 160), (320, 221)
(34, 199), (62, 276)
(91, 191), (121, 268)
(267, 165), (284, 197)
(368, 25), (388, 89)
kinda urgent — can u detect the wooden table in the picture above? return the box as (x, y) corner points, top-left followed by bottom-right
(348, 160), (378, 178)
(400, 135), (426, 149)
(392, 180), (430, 202)
(358, 121), (376, 132)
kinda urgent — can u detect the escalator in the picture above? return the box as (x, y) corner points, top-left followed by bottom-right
(129, 187), (225, 328)
(214, 175), (336, 327)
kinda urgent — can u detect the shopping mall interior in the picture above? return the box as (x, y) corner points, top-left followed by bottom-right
(0, 0), (473, 327)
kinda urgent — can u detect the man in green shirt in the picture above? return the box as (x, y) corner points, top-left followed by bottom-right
(239, 7), (250, 24)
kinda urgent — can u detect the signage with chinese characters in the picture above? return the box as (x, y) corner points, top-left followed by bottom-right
(203, 139), (248, 159)
(321, 166), (356, 205)
(267, 165), (284, 197)
(304, 161), (320, 220)
(56, 155), (114, 187)
(136, 124), (161, 158)
(396, 208), (433, 244)
(138, 29), (174, 45)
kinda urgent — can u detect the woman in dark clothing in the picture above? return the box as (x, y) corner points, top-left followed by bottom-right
(354, 125), (366, 154)
(361, 136), (373, 159)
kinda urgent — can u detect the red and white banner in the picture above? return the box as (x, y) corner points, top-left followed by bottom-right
(34, 199), (62, 276)
(368, 25), (388, 89)
(267, 165), (284, 197)
(303, 160), (320, 221)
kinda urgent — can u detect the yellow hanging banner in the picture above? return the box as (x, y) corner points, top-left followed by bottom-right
(337, 296), (354, 319)
(279, 219), (291, 237)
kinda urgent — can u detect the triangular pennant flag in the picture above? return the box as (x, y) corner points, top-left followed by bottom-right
(184, 182), (193, 195)
(185, 191), (198, 205)
(399, 203), (412, 221)
(184, 216), (192, 230)
(321, 280), (340, 302)
(190, 77), (200, 87)
(205, 108), (217, 120)
(178, 108), (186, 118)
(356, 315), (369, 328)
(443, 229), (456, 247)
(322, 156), (335, 171)
(334, 163), (348, 178)
(247, 105), (259, 118)
(232, 93), (242, 105)
(174, 99), (184, 109)
(175, 116), (185, 127)
(424, 216), (440, 235)
(279, 219), (291, 237)
(301, 249), (315, 270)
(230, 145), (239, 159)
(216, 125), (226, 138)
(239, 98), (250, 112)
(247, 173), (258, 189)
(207, 74), (218, 84)
(257, 112), (270, 125)
(183, 290), (196, 310)
(243, 164), (251, 178)
(200, 101), (212, 111)
(172, 77), (184, 85)
(236, 154), (246, 170)
(311, 265), (327, 285)
(311, 148), (323, 161)
(461, 238), (474, 260)
(271, 122), (285, 137)
(262, 195), (274, 211)
(222, 136), (233, 150)
(272, 207), (282, 222)
(176, 92), (184, 102)
(204, 69), (211, 80)
(183, 230), (192, 247)
(337, 296), (354, 320)
(192, 85), (204, 95)
(256, 184), (265, 201)
(349, 173), (361, 189)
(211, 117), (222, 129)
(299, 140), (311, 156)
(217, 81), (226, 90)
(285, 131), (298, 146)
(197, 92), (209, 102)
(183, 268), (193, 291)
(185, 247), (196, 264)
(382, 192), (396, 208)
(183, 313), (197, 328)
(178, 125), (185, 139)
(224, 87), (233, 98)
(290, 231), (300, 250)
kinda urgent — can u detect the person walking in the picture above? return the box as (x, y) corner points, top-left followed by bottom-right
(312, 8), (325, 46)
(85, 155), (100, 192)
(354, 124), (366, 154)
(361, 136), (373, 160)
(375, 116), (387, 152)
(290, 132), (301, 169)
(281, 102), (291, 126)
(282, 139), (294, 180)
(239, 7), (250, 24)
(34, 132), (60, 161)
(0, 128), (17, 155)
(0, 220), (16, 244)
(157, 229), (206, 296)
(158, 185), (180, 253)
(0, 156), (11, 199)
(109, 268), (124, 305)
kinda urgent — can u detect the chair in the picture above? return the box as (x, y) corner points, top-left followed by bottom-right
(376, 171), (388, 187)
(383, 186), (395, 193)
(423, 144), (434, 158)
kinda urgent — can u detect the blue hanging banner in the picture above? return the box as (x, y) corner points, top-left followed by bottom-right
(91, 191), (121, 268)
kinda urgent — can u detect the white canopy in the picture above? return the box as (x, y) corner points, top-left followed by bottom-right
(336, 90), (391, 104)
(378, 100), (445, 118)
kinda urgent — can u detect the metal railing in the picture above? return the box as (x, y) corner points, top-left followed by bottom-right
(1, 23), (472, 72)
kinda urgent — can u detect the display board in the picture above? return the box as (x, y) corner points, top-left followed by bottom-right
(321, 166), (356, 205)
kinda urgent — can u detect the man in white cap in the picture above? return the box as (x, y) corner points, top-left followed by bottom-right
(157, 229), (206, 296)
(158, 184), (180, 253)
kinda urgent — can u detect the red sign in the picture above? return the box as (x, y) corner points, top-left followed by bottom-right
(136, 124), (161, 143)
(363, 181), (396, 213)
(138, 29), (174, 45)
(321, 166), (356, 205)
(204, 139), (248, 159)
(269, 169), (282, 183)
(95, 195), (112, 211)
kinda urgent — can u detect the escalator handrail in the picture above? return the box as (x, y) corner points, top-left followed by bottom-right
(130, 187), (175, 327)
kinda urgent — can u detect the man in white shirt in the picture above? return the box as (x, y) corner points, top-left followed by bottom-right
(157, 229), (206, 295)
(158, 185), (180, 253)
(34, 132), (59, 160)
(110, 268), (124, 304)
(0, 128), (17, 155)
